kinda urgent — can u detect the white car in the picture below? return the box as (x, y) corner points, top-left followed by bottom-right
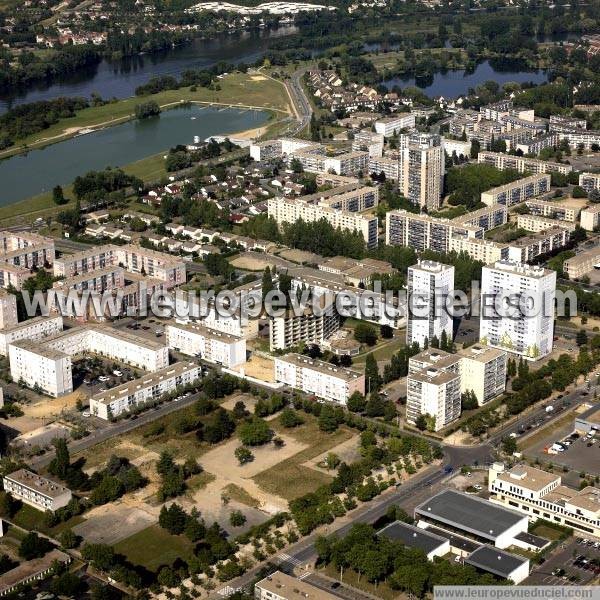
(113, 370), (122, 377)
(474, 484), (482, 491)
(98, 375), (110, 382)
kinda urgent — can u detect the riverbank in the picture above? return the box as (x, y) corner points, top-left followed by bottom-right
(0, 72), (292, 161)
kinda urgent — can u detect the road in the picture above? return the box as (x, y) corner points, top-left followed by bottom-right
(285, 69), (312, 135)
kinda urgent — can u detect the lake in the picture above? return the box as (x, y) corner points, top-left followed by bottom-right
(383, 60), (548, 98)
(0, 104), (269, 206)
(0, 25), (298, 114)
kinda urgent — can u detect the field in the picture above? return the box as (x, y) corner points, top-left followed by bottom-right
(253, 413), (356, 500)
(114, 524), (195, 572)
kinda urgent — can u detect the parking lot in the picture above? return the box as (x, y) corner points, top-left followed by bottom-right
(527, 537), (600, 585)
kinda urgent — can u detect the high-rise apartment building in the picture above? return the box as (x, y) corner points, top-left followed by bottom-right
(406, 261), (454, 348)
(480, 261), (556, 360)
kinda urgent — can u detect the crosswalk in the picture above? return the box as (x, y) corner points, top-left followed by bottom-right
(216, 585), (244, 597)
(277, 552), (303, 567)
(298, 571), (312, 580)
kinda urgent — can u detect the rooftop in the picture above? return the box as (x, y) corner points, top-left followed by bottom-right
(410, 260), (454, 274)
(91, 361), (199, 406)
(4, 469), (70, 499)
(9, 338), (68, 361)
(378, 521), (448, 554)
(458, 345), (506, 363)
(577, 403), (600, 426)
(415, 489), (526, 541)
(496, 465), (560, 493)
(276, 352), (363, 381)
(488, 260), (553, 279)
(256, 571), (338, 600)
(167, 321), (243, 343)
(0, 549), (70, 595)
(465, 545), (528, 578)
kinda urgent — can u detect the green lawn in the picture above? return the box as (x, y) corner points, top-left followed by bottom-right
(352, 334), (406, 365)
(114, 524), (195, 572)
(253, 414), (354, 501)
(11, 503), (84, 536)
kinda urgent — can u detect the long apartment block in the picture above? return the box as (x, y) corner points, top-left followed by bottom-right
(3, 469), (72, 512)
(481, 174), (551, 207)
(0, 315), (64, 355)
(165, 321), (246, 368)
(0, 231), (56, 289)
(8, 325), (169, 397)
(90, 361), (201, 419)
(506, 226), (570, 263)
(478, 151), (572, 175)
(274, 352), (365, 404)
(268, 196), (378, 248)
(53, 244), (186, 288)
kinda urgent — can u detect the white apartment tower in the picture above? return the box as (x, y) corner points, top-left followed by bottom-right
(400, 133), (444, 210)
(406, 261), (454, 349)
(480, 261), (556, 361)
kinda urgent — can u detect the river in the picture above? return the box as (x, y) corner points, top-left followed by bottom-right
(383, 59), (548, 98)
(0, 104), (269, 207)
(0, 25), (298, 114)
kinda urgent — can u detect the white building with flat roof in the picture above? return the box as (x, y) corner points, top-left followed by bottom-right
(458, 344), (507, 406)
(274, 353), (365, 404)
(0, 315), (64, 356)
(374, 114), (416, 137)
(3, 469), (72, 512)
(480, 261), (556, 360)
(406, 261), (454, 349)
(165, 322), (246, 367)
(481, 174), (551, 207)
(580, 204), (600, 232)
(0, 290), (18, 330)
(90, 361), (201, 419)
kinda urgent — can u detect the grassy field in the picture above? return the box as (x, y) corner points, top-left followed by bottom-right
(223, 483), (261, 508)
(114, 524), (195, 572)
(253, 414), (355, 501)
(11, 503), (84, 536)
(352, 334), (406, 366)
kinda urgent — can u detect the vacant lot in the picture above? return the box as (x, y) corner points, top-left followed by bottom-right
(114, 524), (195, 572)
(253, 414), (356, 501)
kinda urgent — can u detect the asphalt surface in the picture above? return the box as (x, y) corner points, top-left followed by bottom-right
(285, 69), (312, 135)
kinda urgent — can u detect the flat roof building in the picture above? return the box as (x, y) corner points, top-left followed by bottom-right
(3, 469), (72, 512)
(378, 520), (450, 560)
(564, 247), (600, 279)
(465, 545), (529, 584)
(255, 571), (339, 600)
(415, 489), (529, 549)
(481, 174), (551, 207)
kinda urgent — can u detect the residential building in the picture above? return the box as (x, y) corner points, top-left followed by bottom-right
(525, 198), (581, 222)
(517, 214), (577, 233)
(579, 172), (600, 193)
(352, 130), (384, 157)
(269, 306), (342, 351)
(441, 137), (471, 159)
(406, 261), (454, 349)
(374, 114), (416, 137)
(449, 237), (508, 265)
(516, 133), (559, 155)
(8, 340), (72, 397)
(53, 245), (119, 278)
(480, 174), (551, 207)
(0, 290), (18, 330)
(368, 156), (400, 181)
(274, 353), (365, 404)
(480, 261), (556, 360)
(3, 469), (72, 512)
(115, 245), (186, 288)
(255, 571), (339, 600)
(0, 231), (55, 289)
(563, 247), (600, 278)
(458, 344), (507, 406)
(165, 322), (246, 367)
(489, 463), (600, 539)
(309, 184), (379, 212)
(400, 133), (444, 210)
(554, 128), (600, 151)
(268, 196), (378, 248)
(452, 204), (508, 232)
(580, 205), (600, 231)
(0, 315), (64, 356)
(477, 151), (572, 175)
(505, 226), (570, 263)
(407, 348), (461, 430)
(90, 361), (201, 419)
(385, 210), (483, 253)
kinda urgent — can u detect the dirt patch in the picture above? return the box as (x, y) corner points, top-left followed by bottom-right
(220, 393), (260, 413)
(230, 255), (273, 271)
(250, 75), (267, 81)
(73, 503), (157, 545)
(231, 354), (275, 383)
(302, 434), (360, 476)
(277, 248), (322, 264)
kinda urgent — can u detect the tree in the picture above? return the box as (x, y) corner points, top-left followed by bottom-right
(461, 390), (478, 410)
(159, 503), (187, 535)
(576, 329), (588, 346)
(51, 572), (84, 597)
(238, 417), (272, 446)
(502, 436), (517, 455)
(19, 532), (52, 560)
(232, 400), (249, 420)
(52, 185), (67, 205)
(49, 438), (70, 480)
(347, 391), (366, 413)
(354, 322), (378, 346)
(325, 452), (341, 470)
(229, 510), (247, 527)
(59, 528), (79, 549)
(261, 266), (274, 304)
(134, 100), (161, 119)
(235, 446), (254, 465)
(365, 353), (382, 392)
(318, 405), (340, 433)
(415, 415), (428, 431)
(380, 324), (394, 339)
(280, 407), (304, 428)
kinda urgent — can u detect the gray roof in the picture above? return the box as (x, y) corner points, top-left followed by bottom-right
(378, 521), (448, 554)
(513, 531), (550, 550)
(414, 489), (526, 541)
(465, 545), (528, 579)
